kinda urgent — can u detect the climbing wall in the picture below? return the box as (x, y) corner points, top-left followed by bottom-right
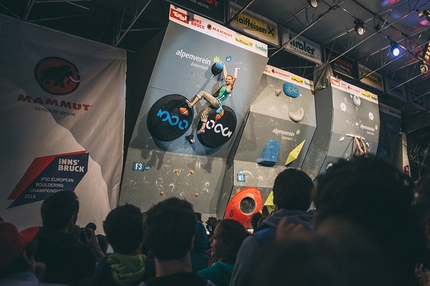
(119, 6), (268, 217)
(302, 77), (380, 179)
(222, 65), (316, 211)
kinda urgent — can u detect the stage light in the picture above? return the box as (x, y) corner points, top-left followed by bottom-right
(308, 0), (318, 8)
(354, 19), (365, 36)
(418, 9), (430, 22)
(390, 42), (400, 57)
(420, 62), (429, 74)
(423, 41), (430, 62)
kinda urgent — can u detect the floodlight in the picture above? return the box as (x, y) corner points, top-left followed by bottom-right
(420, 62), (429, 74)
(308, 0), (318, 8)
(354, 19), (365, 36)
(423, 41), (430, 62)
(418, 9), (430, 21)
(390, 42), (400, 57)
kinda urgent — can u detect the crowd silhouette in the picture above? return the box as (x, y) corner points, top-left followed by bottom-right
(1, 154), (429, 286)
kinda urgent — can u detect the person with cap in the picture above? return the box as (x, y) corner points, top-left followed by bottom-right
(187, 62), (239, 134)
(0, 221), (65, 285)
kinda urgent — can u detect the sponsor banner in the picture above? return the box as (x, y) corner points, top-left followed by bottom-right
(358, 64), (384, 91)
(7, 152), (89, 208)
(330, 76), (378, 104)
(229, 4), (279, 47)
(169, 5), (268, 57)
(282, 29), (322, 63)
(325, 48), (358, 79)
(385, 77), (407, 102)
(379, 102), (401, 118)
(408, 89), (426, 109)
(166, 0), (225, 23)
(263, 65), (313, 90)
(0, 15), (125, 230)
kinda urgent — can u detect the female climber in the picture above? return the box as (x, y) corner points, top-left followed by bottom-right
(187, 62), (239, 134)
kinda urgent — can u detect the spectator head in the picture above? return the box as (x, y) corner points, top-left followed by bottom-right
(103, 204), (144, 255)
(145, 197), (196, 260)
(251, 228), (401, 286)
(209, 219), (249, 264)
(312, 154), (425, 284)
(313, 155), (414, 231)
(0, 222), (39, 274)
(40, 190), (79, 231)
(195, 212), (202, 222)
(273, 168), (314, 211)
(251, 212), (262, 230)
(193, 221), (208, 252)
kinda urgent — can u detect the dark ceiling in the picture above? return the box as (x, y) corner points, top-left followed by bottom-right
(1, 0), (430, 177)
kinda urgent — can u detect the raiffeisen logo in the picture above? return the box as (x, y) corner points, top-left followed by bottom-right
(170, 9), (188, 24)
(361, 92), (371, 98)
(291, 76), (304, 84)
(360, 70), (382, 85)
(234, 14), (276, 38)
(289, 35), (315, 56)
(235, 36), (253, 47)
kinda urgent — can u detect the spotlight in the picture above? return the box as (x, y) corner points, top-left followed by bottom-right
(354, 19), (365, 36)
(308, 0), (318, 8)
(423, 41), (430, 62)
(420, 62), (429, 74)
(418, 9), (430, 21)
(390, 42), (400, 57)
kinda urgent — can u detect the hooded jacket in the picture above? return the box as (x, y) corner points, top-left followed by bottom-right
(78, 253), (147, 286)
(229, 209), (315, 286)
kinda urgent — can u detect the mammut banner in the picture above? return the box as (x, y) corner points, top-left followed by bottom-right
(0, 15), (126, 231)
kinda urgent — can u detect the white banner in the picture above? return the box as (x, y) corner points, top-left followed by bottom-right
(0, 15), (126, 232)
(358, 64), (384, 91)
(282, 29), (322, 63)
(229, 3), (279, 47)
(169, 5), (268, 57)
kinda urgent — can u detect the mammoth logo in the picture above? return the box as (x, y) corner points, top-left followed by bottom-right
(34, 57), (82, 95)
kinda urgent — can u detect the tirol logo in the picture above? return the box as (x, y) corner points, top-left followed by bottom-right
(147, 94), (193, 141)
(170, 9), (188, 24)
(34, 57), (82, 95)
(197, 106), (237, 148)
(7, 151), (88, 209)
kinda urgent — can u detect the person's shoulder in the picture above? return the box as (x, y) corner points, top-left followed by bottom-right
(146, 272), (212, 286)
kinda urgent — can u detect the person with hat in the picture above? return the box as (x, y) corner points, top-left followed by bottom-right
(0, 221), (65, 285)
(187, 62), (239, 134)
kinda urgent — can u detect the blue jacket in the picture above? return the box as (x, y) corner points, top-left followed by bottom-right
(229, 209), (315, 286)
